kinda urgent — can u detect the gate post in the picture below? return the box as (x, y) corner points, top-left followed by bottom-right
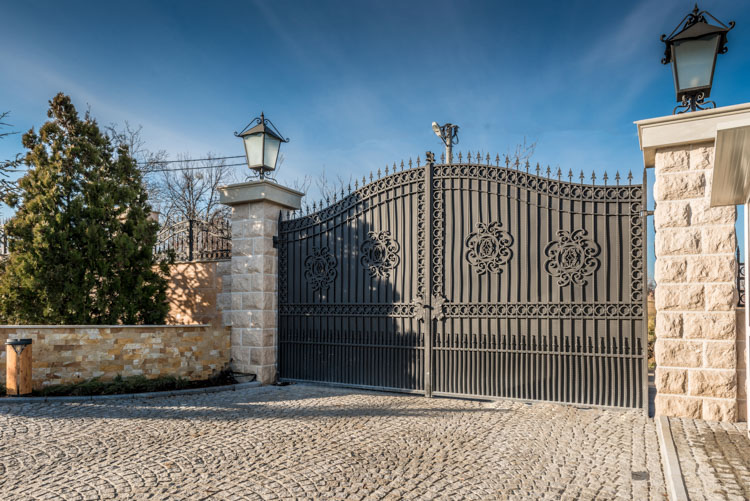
(219, 180), (303, 384)
(637, 104), (750, 422)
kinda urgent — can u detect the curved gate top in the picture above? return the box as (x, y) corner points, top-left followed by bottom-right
(278, 153), (647, 409)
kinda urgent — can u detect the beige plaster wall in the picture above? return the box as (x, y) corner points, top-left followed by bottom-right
(165, 261), (231, 326)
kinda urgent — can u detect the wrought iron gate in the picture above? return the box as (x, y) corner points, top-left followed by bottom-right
(278, 153), (647, 409)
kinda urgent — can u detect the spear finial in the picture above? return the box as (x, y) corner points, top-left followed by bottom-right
(385, 164), (389, 176)
(556, 167), (562, 180)
(568, 169), (573, 182)
(546, 165), (551, 178)
(417, 155), (421, 166)
(615, 171), (621, 185)
(535, 163), (540, 176)
(603, 171), (608, 185)
(628, 170), (633, 184)
(495, 154), (500, 166)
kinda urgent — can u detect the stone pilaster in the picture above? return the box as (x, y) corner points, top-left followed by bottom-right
(219, 180), (303, 384)
(653, 143), (739, 421)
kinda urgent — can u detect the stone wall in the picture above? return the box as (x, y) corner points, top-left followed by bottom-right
(0, 325), (230, 390)
(165, 261), (231, 326)
(653, 143), (742, 421)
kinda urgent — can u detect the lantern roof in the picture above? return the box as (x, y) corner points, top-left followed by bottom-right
(661, 5), (734, 65)
(234, 112), (289, 142)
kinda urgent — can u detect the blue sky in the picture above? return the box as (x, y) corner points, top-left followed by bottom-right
(2, 0), (750, 278)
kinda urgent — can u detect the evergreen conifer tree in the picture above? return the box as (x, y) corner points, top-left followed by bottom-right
(0, 93), (169, 324)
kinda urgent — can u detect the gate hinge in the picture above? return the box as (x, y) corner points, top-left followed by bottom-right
(641, 210), (654, 217)
(272, 236), (279, 248)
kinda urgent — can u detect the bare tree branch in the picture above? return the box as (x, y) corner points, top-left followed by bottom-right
(158, 153), (235, 225)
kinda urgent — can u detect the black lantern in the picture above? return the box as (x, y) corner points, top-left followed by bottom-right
(235, 112), (289, 179)
(661, 4), (735, 114)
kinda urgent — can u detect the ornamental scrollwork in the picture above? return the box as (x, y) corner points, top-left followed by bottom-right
(465, 221), (514, 275)
(360, 230), (400, 279)
(544, 229), (600, 287)
(304, 246), (337, 292)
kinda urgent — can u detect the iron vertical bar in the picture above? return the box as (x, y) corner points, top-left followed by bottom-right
(642, 168), (649, 412)
(424, 153), (435, 397)
(188, 219), (194, 262)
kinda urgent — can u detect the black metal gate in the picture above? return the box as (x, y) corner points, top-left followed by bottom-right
(278, 153), (647, 408)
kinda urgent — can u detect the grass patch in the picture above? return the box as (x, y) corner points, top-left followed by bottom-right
(1, 368), (238, 398)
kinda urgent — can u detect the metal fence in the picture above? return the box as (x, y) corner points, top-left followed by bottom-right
(738, 249), (745, 308)
(154, 218), (231, 262)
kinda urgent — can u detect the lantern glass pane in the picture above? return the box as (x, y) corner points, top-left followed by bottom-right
(243, 133), (264, 167)
(263, 136), (281, 170)
(673, 34), (720, 91)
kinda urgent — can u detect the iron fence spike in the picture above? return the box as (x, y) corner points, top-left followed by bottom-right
(417, 155), (421, 166)
(400, 160), (405, 170)
(495, 153), (500, 166)
(546, 166), (551, 177)
(385, 164), (389, 176)
(628, 170), (633, 184)
(568, 169), (573, 182)
(535, 163), (540, 176)
(458, 152), (462, 163)
(440, 152), (445, 163)
(579, 170), (585, 183)
(556, 167), (561, 180)
(408, 158), (413, 168)
(486, 153), (491, 164)
(603, 171), (608, 185)
(615, 171), (621, 185)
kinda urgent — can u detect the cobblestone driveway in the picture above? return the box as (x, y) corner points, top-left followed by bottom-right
(0, 385), (666, 500)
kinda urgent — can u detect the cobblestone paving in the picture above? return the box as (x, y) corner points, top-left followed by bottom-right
(0, 385), (666, 500)
(669, 417), (750, 501)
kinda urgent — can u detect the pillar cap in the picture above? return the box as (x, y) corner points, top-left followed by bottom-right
(635, 102), (750, 168)
(219, 179), (303, 210)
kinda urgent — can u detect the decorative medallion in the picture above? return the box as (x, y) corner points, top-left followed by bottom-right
(465, 221), (514, 275)
(544, 229), (600, 286)
(304, 246), (337, 292)
(360, 230), (400, 279)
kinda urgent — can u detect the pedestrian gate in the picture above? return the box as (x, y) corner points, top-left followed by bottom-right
(278, 153), (647, 409)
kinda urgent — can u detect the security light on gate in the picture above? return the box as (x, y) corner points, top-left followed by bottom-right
(661, 4), (735, 114)
(234, 112), (289, 179)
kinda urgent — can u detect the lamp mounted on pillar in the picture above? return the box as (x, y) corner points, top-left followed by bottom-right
(235, 112), (289, 179)
(661, 4), (735, 114)
(432, 121), (459, 164)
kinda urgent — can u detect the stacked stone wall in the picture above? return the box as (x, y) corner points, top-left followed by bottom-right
(654, 143), (742, 421)
(0, 325), (230, 390)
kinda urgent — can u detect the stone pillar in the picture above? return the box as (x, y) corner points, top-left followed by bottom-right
(219, 180), (303, 384)
(652, 143), (738, 421)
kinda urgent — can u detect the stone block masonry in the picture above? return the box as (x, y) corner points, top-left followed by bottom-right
(219, 180), (303, 384)
(653, 143), (742, 422)
(0, 325), (230, 390)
